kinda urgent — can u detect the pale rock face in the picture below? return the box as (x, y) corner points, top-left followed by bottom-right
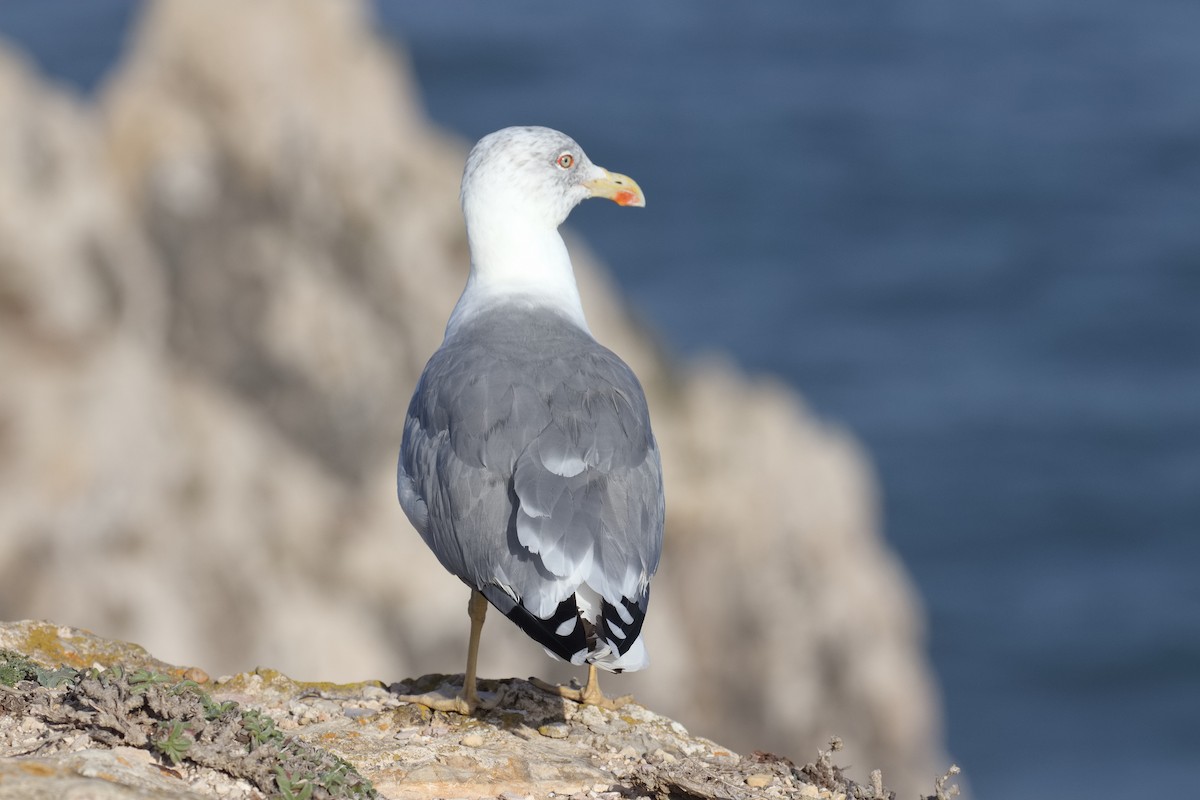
(0, 0), (945, 796)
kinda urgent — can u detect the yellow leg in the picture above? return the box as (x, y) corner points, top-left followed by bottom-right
(395, 590), (500, 715)
(532, 663), (634, 710)
(460, 589), (487, 708)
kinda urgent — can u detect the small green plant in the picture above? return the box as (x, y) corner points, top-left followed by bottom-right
(274, 766), (315, 800)
(152, 720), (192, 766)
(86, 664), (122, 682)
(0, 650), (36, 686)
(0, 650), (80, 688)
(128, 668), (174, 694)
(241, 709), (284, 751)
(320, 761), (349, 792)
(201, 693), (238, 720)
(317, 757), (376, 798)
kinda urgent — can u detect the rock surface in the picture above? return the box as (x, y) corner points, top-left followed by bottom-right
(1, 621), (943, 800)
(0, 1), (943, 796)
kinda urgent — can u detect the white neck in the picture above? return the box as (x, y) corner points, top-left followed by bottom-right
(445, 216), (590, 339)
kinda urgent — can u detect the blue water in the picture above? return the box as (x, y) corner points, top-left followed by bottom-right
(3, 2), (1198, 798)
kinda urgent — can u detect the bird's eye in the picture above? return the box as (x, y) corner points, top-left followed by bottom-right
(556, 153), (575, 169)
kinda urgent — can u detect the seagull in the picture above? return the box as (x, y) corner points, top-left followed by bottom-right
(396, 126), (664, 713)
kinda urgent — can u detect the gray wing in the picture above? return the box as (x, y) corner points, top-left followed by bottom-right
(397, 314), (663, 668)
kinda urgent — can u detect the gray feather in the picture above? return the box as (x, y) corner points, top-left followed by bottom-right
(398, 305), (663, 625)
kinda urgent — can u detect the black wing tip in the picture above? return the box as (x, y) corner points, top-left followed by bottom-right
(482, 586), (650, 664)
(491, 592), (589, 663)
(598, 593), (648, 657)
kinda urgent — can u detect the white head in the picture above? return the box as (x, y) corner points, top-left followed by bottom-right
(461, 126), (644, 230)
(449, 126), (645, 335)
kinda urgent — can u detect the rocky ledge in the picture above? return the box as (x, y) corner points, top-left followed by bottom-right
(0, 621), (959, 800)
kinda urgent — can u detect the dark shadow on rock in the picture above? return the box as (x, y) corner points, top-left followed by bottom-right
(388, 672), (571, 729)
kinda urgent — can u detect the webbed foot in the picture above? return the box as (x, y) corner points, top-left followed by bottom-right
(530, 672), (633, 710)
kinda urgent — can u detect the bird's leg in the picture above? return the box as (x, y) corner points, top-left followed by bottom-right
(460, 589), (488, 707)
(394, 590), (502, 715)
(532, 663), (634, 710)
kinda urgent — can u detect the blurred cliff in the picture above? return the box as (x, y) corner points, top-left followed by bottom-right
(0, 0), (944, 795)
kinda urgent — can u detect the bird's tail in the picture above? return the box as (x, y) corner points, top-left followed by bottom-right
(481, 584), (650, 672)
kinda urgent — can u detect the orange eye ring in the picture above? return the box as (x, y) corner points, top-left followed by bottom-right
(556, 153), (575, 169)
